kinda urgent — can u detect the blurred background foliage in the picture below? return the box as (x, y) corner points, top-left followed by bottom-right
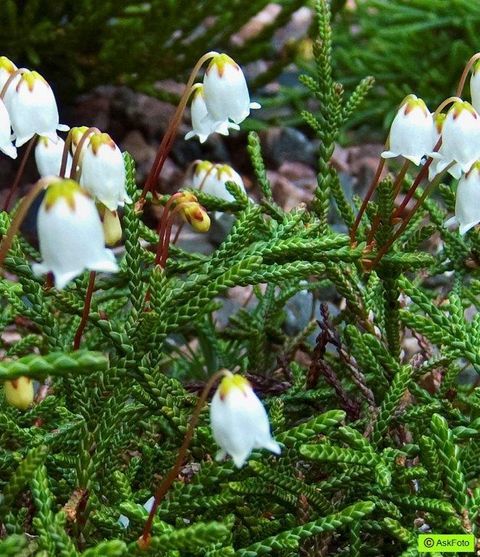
(0, 0), (305, 102)
(2, 0), (480, 137)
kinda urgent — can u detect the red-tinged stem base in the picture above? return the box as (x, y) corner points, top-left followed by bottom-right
(73, 272), (96, 350)
(139, 369), (227, 548)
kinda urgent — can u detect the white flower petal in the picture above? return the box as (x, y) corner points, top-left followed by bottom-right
(444, 216), (458, 228)
(15, 135), (34, 148)
(0, 98), (16, 159)
(53, 269), (85, 290)
(0, 144), (17, 159)
(380, 150), (398, 159)
(459, 221), (478, 235)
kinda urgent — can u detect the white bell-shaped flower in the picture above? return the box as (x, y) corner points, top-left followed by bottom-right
(192, 161), (245, 202)
(35, 135), (71, 177)
(470, 60), (480, 114)
(78, 132), (131, 211)
(445, 162), (480, 235)
(429, 101), (480, 177)
(0, 56), (17, 92)
(4, 70), (69, 147)
(32, 179), (119, 289)
(210, 373), (281, 468)
(381, 95), (435, 166)
(185, 84), (238, 143)
(428, 113), (462, 181)
(203, 53), (260, 126)
(0, 98), (16, 159)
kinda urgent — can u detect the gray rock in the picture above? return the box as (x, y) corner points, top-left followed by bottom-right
(260, 127), (316, 168)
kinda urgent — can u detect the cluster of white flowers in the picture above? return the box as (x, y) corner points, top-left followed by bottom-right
(0, 57), (137, 288)
(0, 56), (68, 158)
(381, 60), (480, 235)
(0, 52), (260, 289)
(185, 53), (260, 143)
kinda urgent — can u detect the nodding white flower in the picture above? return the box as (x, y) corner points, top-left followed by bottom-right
(203, 53), (260, 126)
(428, 113), (462, 181)
(35, 135), (71, 177)
(32, 179), (119, 289)
(4, 70), (69, 147)
(470, 60), (480, 114)
(429, 101), (480, 178)
(192, 160), (246, 202)
(210, 373), (281, 468)
(0, 98), (16, 159)
(185, 84), (238, 143)
(0, 56), (17, 91)
(78, 132), (131, 211)
(4, 376), (34, 410)
(381, 95), (435, 166)
(445, 162), (480, 235)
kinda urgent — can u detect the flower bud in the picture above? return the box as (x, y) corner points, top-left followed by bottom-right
(470, 60), (480, 114)
(175, 191), (198, 205)
(381, 95), (435, 166)
(181, 202), (211, 232)
(32, 178), (119, 289)
(4, 376), (34, 410)
(101, 207), (122, 246)
(192, 161), (245, 202)
(78, 132), (131, 211)
(0, 56), (17, 90)
(430, 101), (480, 178)
(35, 135), (72, 177)
(0, 98), (16, 159)
(185, 84), (238, 143)
(4, 70), (69, 147)
(203, 53), (260, 126)
(445, 162), (480, 235)
(210, 372), (281, 467)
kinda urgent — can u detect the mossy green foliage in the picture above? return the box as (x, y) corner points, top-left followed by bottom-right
(0, 0), (304, 102)
(1, 1), (480, 555)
